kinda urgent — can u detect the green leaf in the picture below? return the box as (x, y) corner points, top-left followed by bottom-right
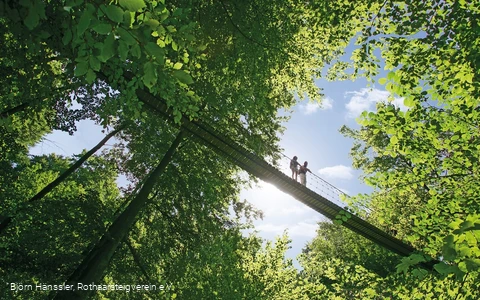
(173, 110), (182, 123)
(145, 42), (164, 64)
(116, 27), (137, 45)
(77, 10), (92, 36)
(123, 11), (134, 27)
(465, 258), (480, 271)
(434, 262), (455, 275)
(93, 23), (112, 35)
(99, 34), (115, 62)
(104, 5), (124, 23)
(24, 9), (40, 30)
(142, 62), (157, 89)
(457, 245), (471, 257)
(442, 245), (457, 261)
(459, 220), (474, 233)
(449, 219), (463, 230)
(458, 261), (468, 273)
(387, 71), (396, 80)
(118, 40), (129, 61)
(145, 19), (160, 29)
(465, 231), (477, 247)
(390, 135), (398, 145)
(62, 29), (72, 45)
(404, 97), (415, 107)
(173, 62), (183, 70)
(157, 38), (166, 48)
(159, 12), (169, 22)
(38, 31), (50, 40)
(131, 43), (141, 58)
(378, 78), (387, 85)
(172, 70), (193, 85)
(89, 56), (101, 71)
(86, 69), (96, 84)
(74, 62), (89, 77)
(412, 268), (427, 280)
(119, 0), (146, 12)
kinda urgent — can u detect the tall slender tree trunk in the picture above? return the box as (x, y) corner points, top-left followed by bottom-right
(29, 125), (125, 202)
(0, 126), (125, 236)
(53, 130), (185, 300)
(0, 102), (29, 118)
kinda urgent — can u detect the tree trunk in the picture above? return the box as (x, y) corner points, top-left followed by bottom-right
(29, 125), (125, 202)
(126, 237), (152, 282)
(0, 126), (125, 236)
(0, 102), (29, 119)
(53, 130), (185, 300)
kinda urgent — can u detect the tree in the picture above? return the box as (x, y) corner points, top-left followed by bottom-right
(0, 153), (121, 300)
(0, 125), (125, 234)
(55, 130), (185, 299)
(331, 0), (480, 285)
(302, 221), (400, 278)
(6, 0), (479, 298)
(0, 2), (361, 297)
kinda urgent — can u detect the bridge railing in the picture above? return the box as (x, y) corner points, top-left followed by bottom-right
(276, 153), (347, 209)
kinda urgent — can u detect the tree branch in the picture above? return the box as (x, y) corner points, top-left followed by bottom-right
(0, 103), (30, 118)
(125, 237), (152, 282)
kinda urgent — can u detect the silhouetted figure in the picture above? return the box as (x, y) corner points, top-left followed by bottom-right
(298, 161), (311, 186)
(290, 156), (299, 181)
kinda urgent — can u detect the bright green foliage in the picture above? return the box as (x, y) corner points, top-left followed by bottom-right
(0, 154), (121, 300)
(300, 221), (480, 299)
(1, 0), (352, 150)
(0, 4), (107, 137)
(277, 0), (480, 298)
(333, 209), (352, 225)
(302, 222), (400, 277)
(96, 119), (305, 298)
(239, 234), (300, 299)
(2, 0), (480, 298)
(3, 1), (355, 296)
(322, 0), (480, 295)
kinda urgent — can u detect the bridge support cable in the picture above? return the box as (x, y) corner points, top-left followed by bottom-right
(126, 76), (424, 261)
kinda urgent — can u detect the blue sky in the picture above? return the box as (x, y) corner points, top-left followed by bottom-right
(30, 75), (406, 268)
(240, 76), (408, 266)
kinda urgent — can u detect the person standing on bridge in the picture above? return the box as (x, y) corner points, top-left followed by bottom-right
(298, 161), (311, 186)
(290, 156), (299, 181)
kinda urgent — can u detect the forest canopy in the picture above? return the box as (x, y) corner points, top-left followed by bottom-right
(1, 0), (479, 299)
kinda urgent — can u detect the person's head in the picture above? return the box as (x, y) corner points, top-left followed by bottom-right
(293, 156), (297, 160)
(304, 161), (308, 166)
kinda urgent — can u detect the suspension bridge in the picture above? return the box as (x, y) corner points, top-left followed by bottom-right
(132, 86), (426, 260)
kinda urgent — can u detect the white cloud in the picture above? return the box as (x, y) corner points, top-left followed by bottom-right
(345, 88), (406, 118)
(256, 223), (287, 235)
(321, 97), (333, 110)
(318, 165), (353, 180)
(256, 221), (319, 238)
(299, 97), (333, 115)
(289, 222), (319, 238)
